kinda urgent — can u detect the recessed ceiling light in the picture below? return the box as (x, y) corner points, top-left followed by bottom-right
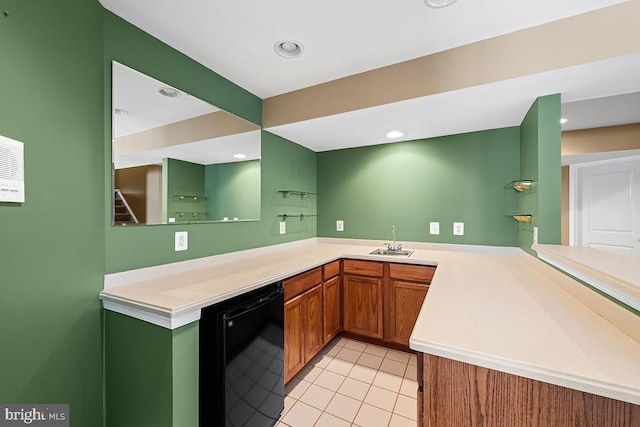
(114, 108), (129, 116)
(274, 40), (304, 58)
(424, 0), (458, 8)
(158, 87), (181, 98)
(233, 153), (247, 159)
(386, 130), (404, 139)
(560, 118), (568, 124)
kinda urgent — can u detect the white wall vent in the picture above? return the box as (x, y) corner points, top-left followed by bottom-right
(0, 135), (25, 203)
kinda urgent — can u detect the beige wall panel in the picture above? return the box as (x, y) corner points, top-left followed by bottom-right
(562, 123), (640, 155)
(146, 166), (163, 225)
(561, 166), (570, 246)
(115, 110), (259, 157)
(264, 1), (640, 127)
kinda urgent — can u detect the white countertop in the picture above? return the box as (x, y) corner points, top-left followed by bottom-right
(534, 244), (640, 313)
(100, 238), (640, 405)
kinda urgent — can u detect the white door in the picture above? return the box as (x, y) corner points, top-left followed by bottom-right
(575, 158), (640, 258)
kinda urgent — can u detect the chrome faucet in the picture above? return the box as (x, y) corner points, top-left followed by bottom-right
(385, 225), (403, 251)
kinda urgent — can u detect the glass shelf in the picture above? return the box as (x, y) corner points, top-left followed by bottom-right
(175, 211), (207, 219)
(506, 214), (532, 223)
(278, 190), (317, 200)
(173, 194), (205, 202)
(278, 214), (318, 221)
(504, 180), (533, 192)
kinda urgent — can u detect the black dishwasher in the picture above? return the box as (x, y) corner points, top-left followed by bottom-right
(199, 283), (285, 427)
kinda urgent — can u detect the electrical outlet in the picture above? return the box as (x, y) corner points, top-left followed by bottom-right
(533, 226), (539, 245)
(175, 231), (188, 251)
(279, 221), (286, 234)
(336, 220), (344, 232)
(429, 222), (440, 235)
(453, 222), (464, 236)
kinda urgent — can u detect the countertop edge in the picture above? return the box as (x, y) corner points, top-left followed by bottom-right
(100, 239), (513, 327)
(409, 337), (640, 405)
(100, 240), (640, 405)
(533, 244), (640, 313)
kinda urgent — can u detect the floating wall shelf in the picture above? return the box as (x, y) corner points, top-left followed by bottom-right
(176, 211), (206, 219)
(174, 195), (205, 202)
(504, 180), (533, 192)
(506, 214), (532, 223)
(279, 190), (317, 200)
(278, 214), (318, 221)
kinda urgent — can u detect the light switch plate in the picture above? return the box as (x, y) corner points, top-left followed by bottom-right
(429, 222), (440, 235)
(175, 231), (188, 251)
(336, 220), (344, 232)
(279, 221), (286, 234)
(453, 222), (464, 236)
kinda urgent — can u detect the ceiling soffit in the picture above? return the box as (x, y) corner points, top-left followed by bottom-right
(263, 1), (640, 129)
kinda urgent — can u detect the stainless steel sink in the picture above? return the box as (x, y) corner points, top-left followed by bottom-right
(370, 249), (413, 256)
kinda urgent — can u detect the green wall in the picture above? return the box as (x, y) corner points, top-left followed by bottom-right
(519, 94), (562, 254)
(205, 160), (261, 221)
(163, 158), (206, 223)
(0, 3), (564, 427)
(106, 131), (317, 272)
(104, 312), (198, 427)
(104, 12), (317, 273)
(317, 127), (521, 246)
(102, 14), (317, 424)
(102, 11), (260, 126)
(0, 1), (104, 426)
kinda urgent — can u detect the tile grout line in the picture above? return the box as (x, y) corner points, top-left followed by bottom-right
(282, 337), (416, 427)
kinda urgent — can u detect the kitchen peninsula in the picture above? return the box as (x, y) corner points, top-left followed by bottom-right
(101, 238), (640, 426)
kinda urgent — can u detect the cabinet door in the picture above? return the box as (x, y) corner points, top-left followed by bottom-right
(388, 280), (429, 345)
(304, 284), (324, 362)
(284, 294), (305, 383)
(323, 275), (341, 344)
(343, 274), (384, 339)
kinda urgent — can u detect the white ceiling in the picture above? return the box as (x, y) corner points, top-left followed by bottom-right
(269, 54), (640, 151)
(112, 62), (220, 138)
(562, 91), (640, 132)
(101, 0), (640, 153)
(100, 0), (626, 98)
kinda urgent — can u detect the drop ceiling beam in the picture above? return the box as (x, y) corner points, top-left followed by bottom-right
(263, 1), (640, 128)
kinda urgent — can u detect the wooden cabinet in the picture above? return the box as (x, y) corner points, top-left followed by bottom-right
(343, 259), (435, 346)
(388, 281), (429, 345)
(304, 284), (324, 361)
(283, 268), (323, 383)
(343, 260), (384, 339)
(282, 267), (324, 382)
(419, 353), (640, 426)
(284, 293), (306, 382)
(388, 263), (435, 346)
(284, 259), (436, 381)
(323, 260), (341, 344)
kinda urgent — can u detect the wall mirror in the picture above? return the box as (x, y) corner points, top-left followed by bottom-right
(111, 61), (261, 226)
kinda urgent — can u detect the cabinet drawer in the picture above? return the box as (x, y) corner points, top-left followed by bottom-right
(323, 260), (340, 280)
(343, 259), (383, 277)
(389, 263), (435, 283)
(283, 267), (322, 301)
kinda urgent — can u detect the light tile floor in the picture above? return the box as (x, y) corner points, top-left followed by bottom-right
(279, 337), (418, 427)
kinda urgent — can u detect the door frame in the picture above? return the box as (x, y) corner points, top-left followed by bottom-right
(569, 154), (640, 247)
